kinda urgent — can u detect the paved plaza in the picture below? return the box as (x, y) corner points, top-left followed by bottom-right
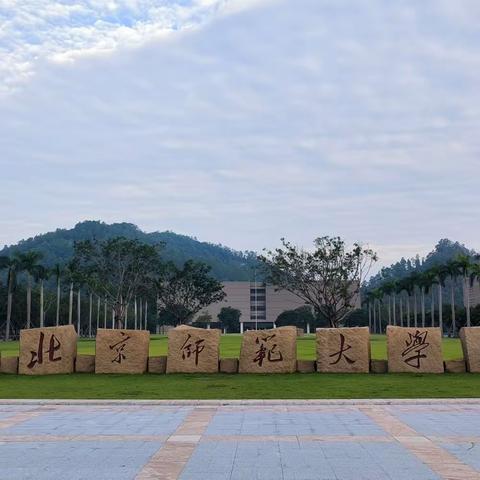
(0, 401), (479, 479)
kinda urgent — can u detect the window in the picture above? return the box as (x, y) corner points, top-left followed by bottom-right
(250, 305), (266, 311)
(250, 295), (266, 302)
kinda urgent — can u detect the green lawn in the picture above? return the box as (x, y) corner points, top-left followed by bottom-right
(0, 334), (466, 360)
(0, 334), (475, 400)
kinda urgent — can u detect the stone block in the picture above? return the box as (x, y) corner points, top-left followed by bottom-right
(95, 329), (149, 374)
(148, 356), (167, 374)
(75, 354), (95, 373)
(19, 325), (77, 375)
(220, 358), (239, 373)
(316, 327), (370, 373)
(370, 359), (388, 374)
(166, 325), (220, 373)
(459, 327), (480, 373)
(239, 326), (297, 373)
(444, 359), (466, 373)
(297, 360), (316, 373)
(0, 356), (18, 374)
(387, 326), (443, 373)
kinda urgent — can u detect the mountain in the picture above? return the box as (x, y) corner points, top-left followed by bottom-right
(0, 221), (259, 281)
(366, 238), (477, 289)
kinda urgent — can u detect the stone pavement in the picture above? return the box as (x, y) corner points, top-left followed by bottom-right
(0, 401), (479, 479)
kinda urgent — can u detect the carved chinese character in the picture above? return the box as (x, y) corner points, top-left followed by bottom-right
(27, 332), (62, 369)
(401, 330), (429, 369)
(180, 334), (205, 366)
(109, 332), (132, 364)
(253, 334), (283, 367)
(329, 333), (355, 365)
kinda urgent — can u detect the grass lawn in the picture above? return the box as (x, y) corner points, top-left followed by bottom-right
(0, 334), (476, 400)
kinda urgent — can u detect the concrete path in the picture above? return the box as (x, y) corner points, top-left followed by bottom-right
(0, 400), (479, 479)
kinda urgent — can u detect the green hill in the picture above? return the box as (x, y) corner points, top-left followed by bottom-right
(0, 221), (258, 281)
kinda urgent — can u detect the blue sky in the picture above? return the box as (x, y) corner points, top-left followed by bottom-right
(1, 0), (479, 269)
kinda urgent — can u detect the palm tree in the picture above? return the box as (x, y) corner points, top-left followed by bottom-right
(427, 264), (449, 334)
(469, 263), (480, 325)
(51, 264), (63, 326)
(34, 266), (49, 327)
(457, 254), (473, 327)
(417, 271), (435, 328)
(445, 259), (461, 335)
(398, 277), (414, 327)
(381, 281), (395, 326)
(13, 251), (43, 329)
(3, 256), (19, 340)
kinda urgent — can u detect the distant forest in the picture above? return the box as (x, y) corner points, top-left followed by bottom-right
(0, 220), (259, 281)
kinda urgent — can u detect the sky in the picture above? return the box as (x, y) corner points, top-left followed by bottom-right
(1, 0), (479, 270)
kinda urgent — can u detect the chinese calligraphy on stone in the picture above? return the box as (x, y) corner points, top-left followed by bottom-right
(27, 332), (62, 369)
(109, 332), (132, 364)
(253, 335), (283, 366)
(401, 330), (429, 369)
(181, 334), (205, 366)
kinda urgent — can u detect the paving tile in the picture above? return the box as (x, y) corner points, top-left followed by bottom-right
(440, 442), (480, 472)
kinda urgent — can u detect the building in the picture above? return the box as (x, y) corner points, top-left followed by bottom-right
(194, 281), (361, 333)
(464, 279), (480, 308)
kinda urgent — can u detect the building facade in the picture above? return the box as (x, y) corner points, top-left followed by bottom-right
(195, 281), (361, 333)
(464, 279), (480, 308)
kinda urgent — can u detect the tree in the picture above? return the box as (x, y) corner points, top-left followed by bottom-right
(457, 254), (473, 327)
(34, 265), (49, 327)
(259, 237), (377, 328)
(13, 251), (43, 329)
(2, 256), (19, 340)
(427, 264), (449, 333)
(217, 307), (241, 333)
(156, 260), (226, 325)
(276, 306), (315, 331)
(51, 264), (63, 326)
(445, 259), (461, 334)
(71, 237), (163, 328)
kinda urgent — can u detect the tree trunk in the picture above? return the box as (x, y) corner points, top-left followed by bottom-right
(430, 290), (435, 326)
(134, 297), (138, 330)
(68, 283), (73, 325)
(56, 278), (61, 326)
(392, 293), (397, 326)
(406, 295), (411, 328)
(413, 289), (418, 328)
(421, 287), (426, 328)
(438, 282), (443, 334)
(450, 280), (456, 335)
(125, 303), (129, 330)
(111, 309), (115, 329)
(144, 301), (148, 331)
(139, 300), (143, 331)
(77, 289), (81, 336)
(368, 301), (372, 333)
(88, 293), (93, 338)
(399, 297), (403, 327)
(27, 273), (32, 329)
(96, 296), (100, 333)
(387, 296), (391, 326)
(39, 280), (44, 327)
(465, 275), (471, 327)
(103, 298), (107, 328)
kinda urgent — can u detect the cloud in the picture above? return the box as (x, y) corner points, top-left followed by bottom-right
(0, 0), (479, 272)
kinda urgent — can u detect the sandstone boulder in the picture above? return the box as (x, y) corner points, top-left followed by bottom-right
(19, 325), (77, 375)
(387, 326), (443, 373)
(0, 356), (18, 374)
(148, 356), (167, 374)
(297, 360), (316, 373)
(166, 325), (220, 373)
(75, 354), (95, 373)
(95, 329), (149, 374)
(239, 326), (297, 373)
(370, 359), (388, 374)
(444, 359), (466, 373)
(316, 327), (370, 373)
(220, 358), (239, 373)
(460, 327), (480, 373)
